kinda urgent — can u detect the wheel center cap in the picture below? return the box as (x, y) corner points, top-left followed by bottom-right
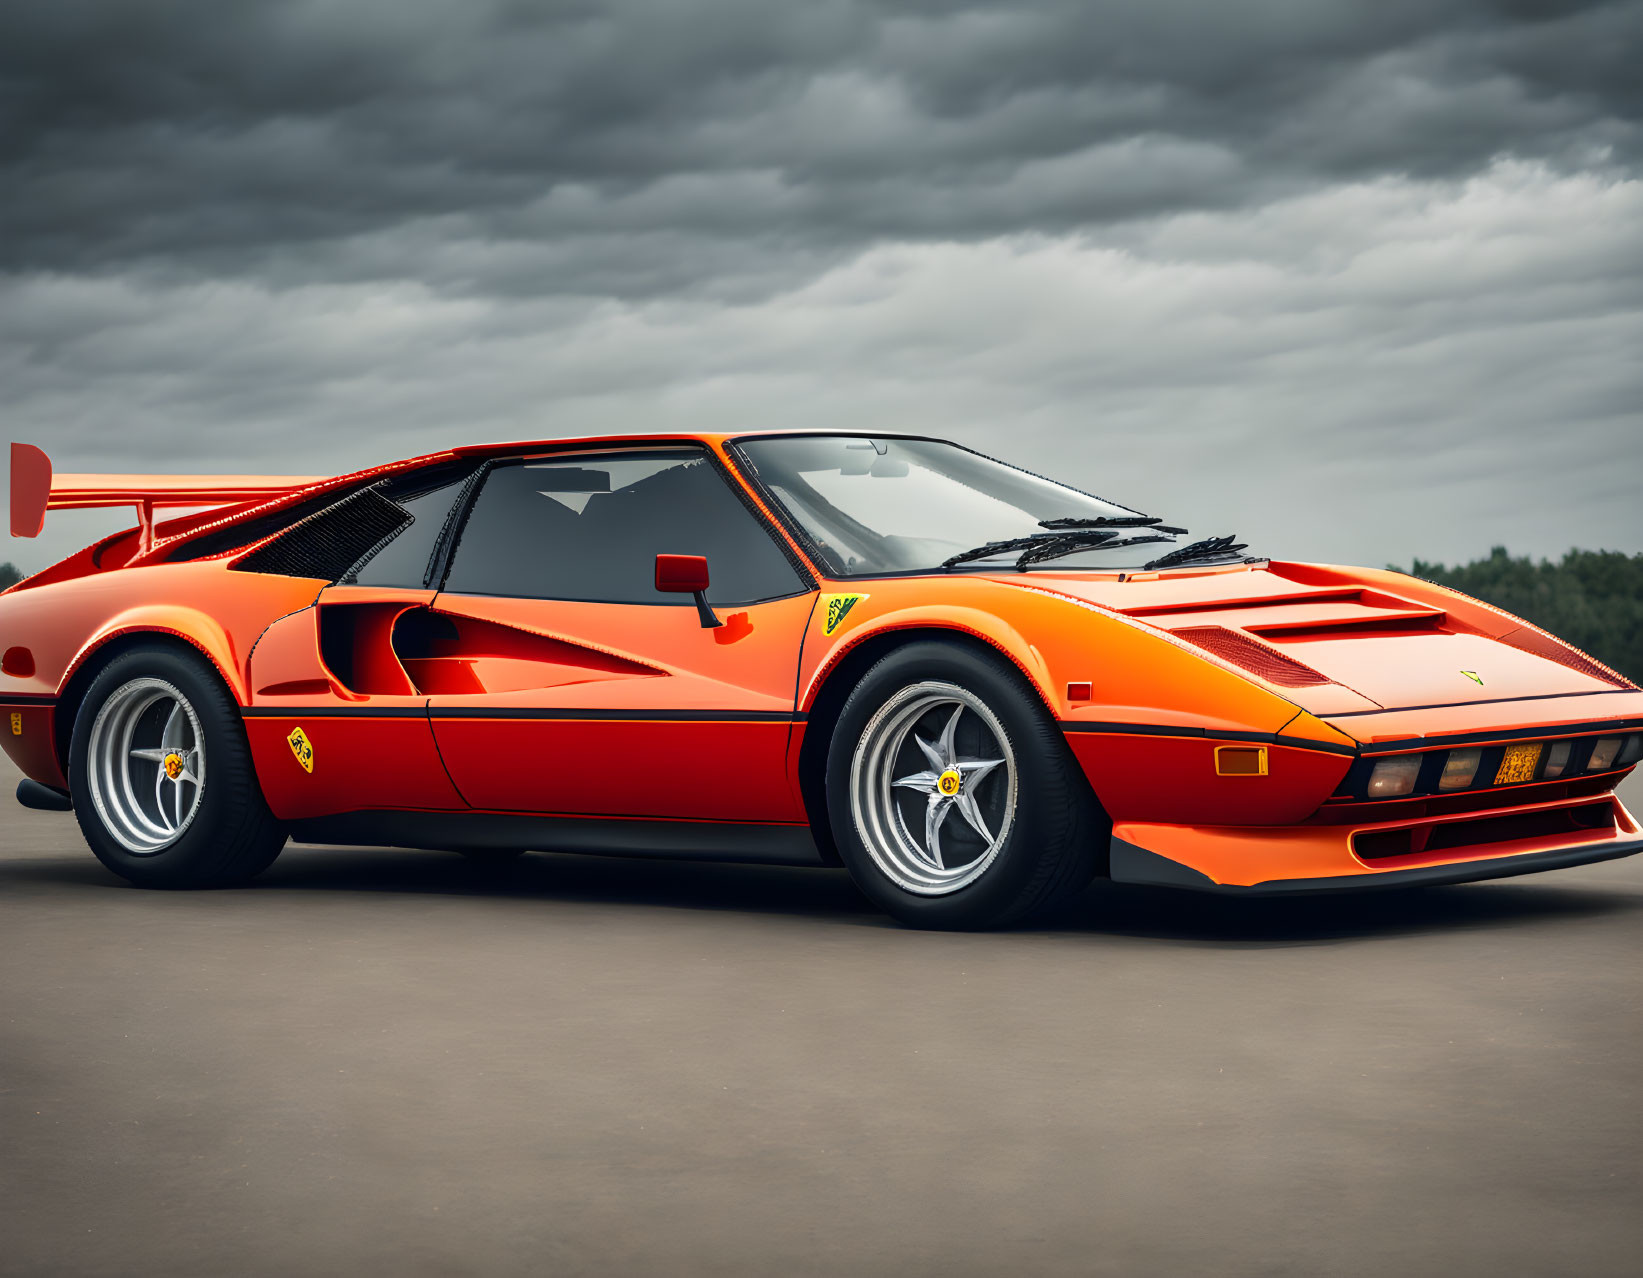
(937, 768), (962, 796)
(163, 752), (183, 780)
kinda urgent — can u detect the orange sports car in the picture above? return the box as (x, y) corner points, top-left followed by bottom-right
(3, 433), (1639, 928)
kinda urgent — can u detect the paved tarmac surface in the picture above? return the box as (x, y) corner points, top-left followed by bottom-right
(2, 755), (1640, 1278)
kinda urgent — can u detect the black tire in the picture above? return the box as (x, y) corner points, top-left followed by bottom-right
(69, 643), (287, 888)
(826, 640), (1106, 930)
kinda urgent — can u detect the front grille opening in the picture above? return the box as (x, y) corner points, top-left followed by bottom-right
(1313, 773), (1624, 825)
(1354, 801), (1617, 861)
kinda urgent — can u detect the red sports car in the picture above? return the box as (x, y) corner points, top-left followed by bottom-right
(3, 434), (1639, 928)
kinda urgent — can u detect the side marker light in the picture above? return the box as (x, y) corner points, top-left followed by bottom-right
(1215, 746), (1267, 776)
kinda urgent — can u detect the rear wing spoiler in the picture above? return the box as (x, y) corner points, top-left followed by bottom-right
(11, 443), (322, 554)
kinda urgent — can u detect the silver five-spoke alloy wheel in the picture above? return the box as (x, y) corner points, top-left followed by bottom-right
(84, 677), (207, 854)
(849, 680), (1018, 895)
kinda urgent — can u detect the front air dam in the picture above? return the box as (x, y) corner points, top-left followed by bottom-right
(1109, 791), (1643, 894)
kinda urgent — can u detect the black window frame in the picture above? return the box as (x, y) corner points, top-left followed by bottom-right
(433, 443), (816, 606)
(340, 460), (485, 589)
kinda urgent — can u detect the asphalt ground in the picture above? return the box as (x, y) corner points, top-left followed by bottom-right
(2, 755), (1640, 1278)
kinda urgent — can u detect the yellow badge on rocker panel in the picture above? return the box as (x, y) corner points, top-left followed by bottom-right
(821, 593), (869, 637)
(287, 727), (315, 774)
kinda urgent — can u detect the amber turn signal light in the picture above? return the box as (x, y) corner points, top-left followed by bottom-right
(1215, 746), (1268, 776)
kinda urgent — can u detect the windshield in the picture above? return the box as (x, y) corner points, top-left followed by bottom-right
(734, 435), (1226, 577)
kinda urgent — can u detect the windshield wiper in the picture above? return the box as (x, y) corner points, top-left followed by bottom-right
(940, 531), (1101, 570)
(1039, 516), (1187, 533)
(1141, 535), (1251, 572)
(1015, 532), (1174, 570)
(942, 523), (1199, 571)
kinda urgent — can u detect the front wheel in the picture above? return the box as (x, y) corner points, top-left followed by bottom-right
(69, 643), (287, 888)
(826, 641), (1106, 929)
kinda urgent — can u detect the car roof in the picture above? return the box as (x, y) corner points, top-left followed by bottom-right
(446, 429), (937, 459)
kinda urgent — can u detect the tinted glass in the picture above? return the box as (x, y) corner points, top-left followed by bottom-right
(444, 450), (805, 605)
(349, 476), (470, 588)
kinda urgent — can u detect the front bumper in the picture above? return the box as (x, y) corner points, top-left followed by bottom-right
(1110, 791), (1643, 895)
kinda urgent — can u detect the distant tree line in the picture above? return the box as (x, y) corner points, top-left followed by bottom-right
(1402, 548), (1642, 685)
(0, 562), (20, 591)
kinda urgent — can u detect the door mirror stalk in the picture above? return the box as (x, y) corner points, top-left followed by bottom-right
(655, 554), (723, 628)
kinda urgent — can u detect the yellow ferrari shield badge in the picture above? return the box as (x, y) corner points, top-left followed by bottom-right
(821, 593), (868, 637)
(287, 726), (315, 773)
(9, 712), (20, 737)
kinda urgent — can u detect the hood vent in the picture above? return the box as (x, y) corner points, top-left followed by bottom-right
(1171, 626), (1334, 688)
(1496, 626), (1635, 690)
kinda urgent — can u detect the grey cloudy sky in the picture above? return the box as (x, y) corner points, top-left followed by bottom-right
(4, 0), (1641, 573)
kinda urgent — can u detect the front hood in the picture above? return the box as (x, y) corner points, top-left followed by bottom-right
(999, 560), (1634, 718)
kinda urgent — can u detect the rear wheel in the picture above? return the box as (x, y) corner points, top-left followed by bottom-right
(826, 641), (1105, 929)
(70, 644), (287, 888)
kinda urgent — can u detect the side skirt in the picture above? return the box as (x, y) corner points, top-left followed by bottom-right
(286, 810), (826, 867)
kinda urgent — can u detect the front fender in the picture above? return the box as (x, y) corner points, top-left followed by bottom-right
(795, 574), (1355, 826)
(800, 594), (1057, 711)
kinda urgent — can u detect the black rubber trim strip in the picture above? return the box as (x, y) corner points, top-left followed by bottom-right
(243, 706), (430, 718)
(427, 707), (804, 723)
(1327, 689), (1632, 718)
(0, 693), (58, 706)
(243, 705), (807, 723)
(1352, 717), (1643, 756)
(1058, 720), (1357, 757)
(1109, 834), (1643, 895)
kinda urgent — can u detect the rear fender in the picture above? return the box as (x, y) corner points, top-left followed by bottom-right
(64, 606), (247, 703)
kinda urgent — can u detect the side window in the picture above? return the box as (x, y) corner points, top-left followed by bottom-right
(443, 450), (806, 605)
(348, 474), (472, 588)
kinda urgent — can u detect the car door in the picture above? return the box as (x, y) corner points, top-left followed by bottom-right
(420, 447), (819, 823)
(243, 464), (481, 821)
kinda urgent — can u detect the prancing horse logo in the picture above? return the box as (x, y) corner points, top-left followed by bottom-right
(287, 726), (315, 773)
(821, 593), (869, 637)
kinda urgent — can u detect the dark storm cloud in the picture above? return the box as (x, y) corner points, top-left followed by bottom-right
(2, 0), (1638, 296)
(2, 1), (1641, 577)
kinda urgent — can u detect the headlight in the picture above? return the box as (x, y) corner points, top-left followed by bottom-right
(1438, 748), (1482, 791)
(1543, 740), (1572, 778)
(1618, 736), (1643, 767)
(1368, 755), (1422, 797)
(1588, 738), (1623, 771)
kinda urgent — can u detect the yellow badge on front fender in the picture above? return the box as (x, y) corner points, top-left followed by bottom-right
(287, 726), (315, 773)
(821, 593), (869, 637)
